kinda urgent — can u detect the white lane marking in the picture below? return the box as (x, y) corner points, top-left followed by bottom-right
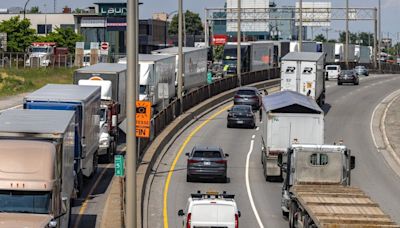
(256, 127), (260, 131)
(245, 139), (264, 228)
(0, 104), (22, 113)
(252, 135), (255, 139)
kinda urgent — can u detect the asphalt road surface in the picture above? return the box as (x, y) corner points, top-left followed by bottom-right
(147, 73), (400, 228)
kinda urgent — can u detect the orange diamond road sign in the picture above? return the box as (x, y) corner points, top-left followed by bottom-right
(136, 101), (151, 127)
(136, 127), (150, 138)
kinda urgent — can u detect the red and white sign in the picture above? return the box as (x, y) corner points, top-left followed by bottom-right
(212, 35), (228, 46)
(100, 42), (109, 55)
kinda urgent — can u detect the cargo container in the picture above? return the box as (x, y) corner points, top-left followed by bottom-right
(317, 42), (335, 63)
(0, 109), (75, 228)
(280, 52), (326, 106)
(24, 84), (101, 195)
(289, 41), (317, 52)
(260, 91), (324, 181)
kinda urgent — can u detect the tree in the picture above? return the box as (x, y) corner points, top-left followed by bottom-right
(169, 10), (204, 35)
(213, 45), (224, 61)
(314, 34), (327, 42)
(357, 32), (373, 46)
(327, 39), (337, 43)
(29, 6), (40, 13)
(339, 31), (359, 44)
(35, 27), (83, 53)
(0, 16), (36, 52)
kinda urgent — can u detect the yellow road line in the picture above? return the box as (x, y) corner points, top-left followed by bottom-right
(163, 105), (232, 228)
(73, 163), (113, 228)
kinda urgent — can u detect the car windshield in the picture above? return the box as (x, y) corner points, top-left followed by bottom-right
(340, 70), (354, 75)
(193, 151), (222, 158)
(327, 66), (338, 70)
(0, 190), (51, 214)
(31, 47), (49, 53)
(232, 106), (251, 112)
(236, 90), (256, 96)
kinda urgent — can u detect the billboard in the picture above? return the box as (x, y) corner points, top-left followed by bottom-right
(295, 1), (331, 27)
(226, 0), (270, 32)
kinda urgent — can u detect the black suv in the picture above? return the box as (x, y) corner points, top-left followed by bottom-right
(233, 87), (262, 110)
(338, 70), (359, 85)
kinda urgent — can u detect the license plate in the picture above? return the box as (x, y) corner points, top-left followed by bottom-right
(244, 98), (248, 100)
(204, 161), (211, 165)
(237, 120), (244, 124)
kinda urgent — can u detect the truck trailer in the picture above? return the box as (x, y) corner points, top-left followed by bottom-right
(24, 84), (101, 195)
(260, 91), (324, 181)
(280, 52), (326, 106)
(280, 144), (399, 228)
(317, 42), (335, 63)
(222, 41), (274, 75)
(152, 47), (208, 93)
(0, 109), (75, 228)
(74, 63), (126, 162)
(290, 41), (317, 52)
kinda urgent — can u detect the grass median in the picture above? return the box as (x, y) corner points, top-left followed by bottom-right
(0, 68), (74, 98)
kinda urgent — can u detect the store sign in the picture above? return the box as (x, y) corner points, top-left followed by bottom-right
(212, 35), (228, 46)
(81, 17), (106, 28)
(106, 17), (127, 31)
(99, 3), (127, 16)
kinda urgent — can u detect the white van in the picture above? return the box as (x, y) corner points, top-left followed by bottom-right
(325, 65), (341, 80)
(178, 192), (240, 228)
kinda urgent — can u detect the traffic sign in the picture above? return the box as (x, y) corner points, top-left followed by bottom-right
(100, 42), (109, 55)
(114, 155), (125, 176)
(136, 101), (151, 127)
(136, 127), (150, 138)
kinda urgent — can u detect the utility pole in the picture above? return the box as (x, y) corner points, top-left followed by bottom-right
(237, 0), (241, 86)
(126, 0), (137, 227)
(54, 0), (56, 13)
(299, 0), (303, 52)
(378, 0), (382, 72)
(178, 0), (183, 111)
(373, 7), (377, 69)
(205, 9), (209, 47)
(345, 0), (349, 68)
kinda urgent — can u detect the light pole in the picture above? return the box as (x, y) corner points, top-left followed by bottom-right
(178, 0), (183, 111)
(345, 0), (349, 68)
(378, 0), (382, 71)
(44, 4), (47, 35)
(299, 0), (303, 51)
(126, 0), (137, 227)
(23, 0), (31, 19)
(237, 0), (241, 86)
(164, 11), (178, 48)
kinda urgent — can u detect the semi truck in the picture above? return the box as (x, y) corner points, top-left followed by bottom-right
(118, 54), (176, 113)
(0, 109), (75, 228)
(152, 47), (208, 93)
(279, 144), (399, 228)
(334, 43), (344, 62)
(260, 91), (324, 181)
(25, 42), (68, 67)
(74, 63), (127, 162)
(24, 84), (101, 195)
(289, 41), (317, 52)
(222, 41), (274, 75)
(317, 42), (335, 63)
(357, 45), (371, 63)
(280, 52), (326, 106)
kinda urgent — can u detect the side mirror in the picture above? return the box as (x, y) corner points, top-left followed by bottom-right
(116, 103), (121, 114)
(61, 196), (68, 215)
(350, 156), (356, 170)
(238, 211), (241, 217)
(277, 153), (283, 167)
(225, 153), (229, 157)
(178, 209), (185, 216)
(185, 153), (190, 156)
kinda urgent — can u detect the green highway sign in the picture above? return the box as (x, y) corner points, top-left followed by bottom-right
(115, 155), (125, 177)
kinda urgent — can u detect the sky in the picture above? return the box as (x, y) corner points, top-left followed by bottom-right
(2, 0), (399, 41)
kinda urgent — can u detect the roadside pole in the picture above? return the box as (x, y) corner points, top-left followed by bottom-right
(178, 0), (183, 113)
(237, 0), (241, 86)
(126, 0), (137, 227)
(299, 0), (303, 52)
(345, 0), (349, 68)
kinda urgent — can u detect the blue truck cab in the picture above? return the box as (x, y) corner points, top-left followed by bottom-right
(24, 84), (101, 195)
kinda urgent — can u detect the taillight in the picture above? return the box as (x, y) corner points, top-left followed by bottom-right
(235, 214), (239, 228)
(268, 150), (283, 156)
(186, 213), (192, 228)
(234, 95), (241, 99)
(188, 159), (200, 164)
(216, 160), (227, 164)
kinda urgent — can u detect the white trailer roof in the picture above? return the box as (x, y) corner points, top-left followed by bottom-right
(152, 47), (206, 54)
(262, 91), (323, 114)
(25, 84), (100, 102)
(76, 63), (126, 73)
(282, 52), (325, 62)
(0, 109), (74, 134)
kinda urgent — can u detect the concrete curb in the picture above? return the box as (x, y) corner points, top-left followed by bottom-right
(100, 78), (280, 227)
(370, 89), (400, 177)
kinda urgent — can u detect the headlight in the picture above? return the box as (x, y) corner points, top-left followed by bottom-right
(47, 220), (57, 228)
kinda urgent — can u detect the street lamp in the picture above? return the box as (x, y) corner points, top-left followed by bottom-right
(165, 10), (178, 47)
(23, 0), (31, 19)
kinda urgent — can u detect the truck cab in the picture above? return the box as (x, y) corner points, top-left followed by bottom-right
(25, 42), (56, 67)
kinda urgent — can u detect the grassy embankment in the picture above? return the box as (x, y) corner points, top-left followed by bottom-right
(0, 68), (75, 98)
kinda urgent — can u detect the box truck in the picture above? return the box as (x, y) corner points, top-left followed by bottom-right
(335, 43), (344, 62)
(317, 42), (335, 63)
(0, 109), (75, 228)
(222, 41), (275, 75)
(280, 52), (326, 106)
(289, 41), (317, 52)
(74, 63), (126, 162)
(260, 91), (324, 181)
(152, 47), (208, 93)
(24, 84), (101, 195)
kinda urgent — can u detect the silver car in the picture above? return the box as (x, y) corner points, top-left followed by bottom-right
(186, 146), (229, 183)
(354, 65), (369, 76)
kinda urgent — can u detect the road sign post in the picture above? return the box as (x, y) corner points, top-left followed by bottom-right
(115, 155), (125, 176)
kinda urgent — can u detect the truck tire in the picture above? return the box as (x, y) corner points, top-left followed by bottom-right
(76, 171), (84, 198)
(282, 210), (289, 217)
(289, 201), (298, 228)
(90, 151), (99, 178)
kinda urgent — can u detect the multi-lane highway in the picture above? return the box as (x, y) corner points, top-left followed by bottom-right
(146, 73), (400, 227)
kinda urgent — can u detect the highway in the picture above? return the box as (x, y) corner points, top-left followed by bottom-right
(146, 73), (400, 227)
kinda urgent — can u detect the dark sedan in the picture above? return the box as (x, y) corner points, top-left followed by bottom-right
(186, 146), (229, 183)
(355, 65), (369, 76)
(233, 87), (262, 110)
(227, 105), (256, 128)
(338, 70), (359, 85)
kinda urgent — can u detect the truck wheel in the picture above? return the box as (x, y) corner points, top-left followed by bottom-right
(186, 174), (193, 182)
(91, 151), (99, 178)
(282, 210), (289, 217)
(76, 172), (84, 198)
(289, 202), (298, 228)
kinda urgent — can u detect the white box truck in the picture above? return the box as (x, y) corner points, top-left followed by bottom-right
(358, 45), (371, 63)
(319, 42), (335, 63)
(260, 91), (324, 181)
(24, 84), (101, 196)
(0, 109), (75, 228)
(335, 43), (344, 62)
(280, 52), (326, 106)
(152, 47), (208, 93)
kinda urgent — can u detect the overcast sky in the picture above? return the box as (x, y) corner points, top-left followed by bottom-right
(3, 0), (399, 40)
